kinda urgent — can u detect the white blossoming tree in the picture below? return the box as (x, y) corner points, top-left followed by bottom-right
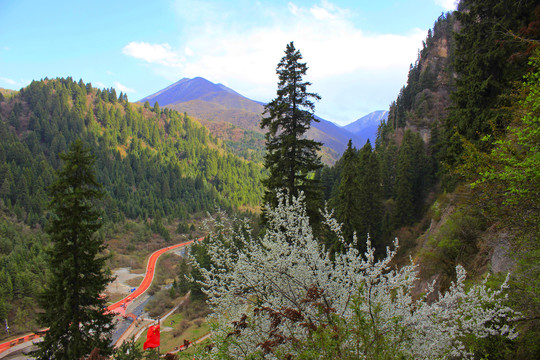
(192, 192), (518, 359)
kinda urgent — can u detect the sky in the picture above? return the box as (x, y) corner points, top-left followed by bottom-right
(0, 0), (457, 126)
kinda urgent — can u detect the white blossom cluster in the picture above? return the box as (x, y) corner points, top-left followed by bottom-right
(191, 192), (519, 359)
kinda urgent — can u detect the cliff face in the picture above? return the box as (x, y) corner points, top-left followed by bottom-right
(383, 9), (525, 297)
(384, 12), (457, 144)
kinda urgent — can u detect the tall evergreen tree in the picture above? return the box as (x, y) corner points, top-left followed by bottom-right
(335, 140), (383, 253)
(35, 139), (114, 360)
(356, 141), (382, 248)
(394, 130), (428, 228)
(335, 140), (361, 250)
(378, 139), (398, 199)
(261, 41), (323, 222)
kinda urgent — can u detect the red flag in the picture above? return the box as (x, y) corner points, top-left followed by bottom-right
(143, 324), (160, 350)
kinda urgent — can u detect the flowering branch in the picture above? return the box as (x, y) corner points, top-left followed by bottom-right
(192, 192), (519, 359)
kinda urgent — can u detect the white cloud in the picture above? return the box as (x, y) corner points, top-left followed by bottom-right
(113, 81), (136, 93)
(309, 0), (348, 20)
(288, 2), (300, 16)
(0, 77), (17, 85)
(435, 0), (458, 11)
(122, 42), (184, 68)
(0, 77), (31, 90)
(94, 81), (106, 89)
(126, 0), (428, 123)
(310, 6), (333, 20)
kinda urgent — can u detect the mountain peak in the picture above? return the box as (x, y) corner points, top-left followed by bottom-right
(342, 110), (389, 144)
(138, 78), (380, 163)
(344, 110), (388, 132)
(138, 77), (241, 107)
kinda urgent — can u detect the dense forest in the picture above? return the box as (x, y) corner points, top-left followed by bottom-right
(317, 1), (539, 357)
(321, 1), (538, 253)
(320, 11), (456, 246)
(0, 78), (265, 337)
(0, 78), (264, 223)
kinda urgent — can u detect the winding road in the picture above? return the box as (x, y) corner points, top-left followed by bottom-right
(0, 237), (203, 357)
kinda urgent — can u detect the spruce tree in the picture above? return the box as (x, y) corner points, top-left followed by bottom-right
(261, 41), (323, 222)
(335, 140), (361, 250)
(35, 139), (114, 360)
(356, 141), (382, 249)
(394, 130), (428, 228)
(335, 140), (383, 253)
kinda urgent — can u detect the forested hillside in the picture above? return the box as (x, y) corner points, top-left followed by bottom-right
(318, 13), (457, 250)
(0, 77), (265, 338)
(319, 1), (539, 357)
(0, 78), (264, 225)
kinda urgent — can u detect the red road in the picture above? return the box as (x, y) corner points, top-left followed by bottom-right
(0, 237), (203, 356)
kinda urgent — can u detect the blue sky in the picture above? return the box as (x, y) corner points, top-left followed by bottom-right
(0, 0), (457, 125)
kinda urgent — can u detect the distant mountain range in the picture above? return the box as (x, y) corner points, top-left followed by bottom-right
(343, 110), (388, 146)
(139, 77), (264, 133)
(139, 77), (386, 163)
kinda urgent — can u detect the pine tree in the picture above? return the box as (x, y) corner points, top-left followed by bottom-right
(261, 41), (323, 223)
(35, 139), (114, 360)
